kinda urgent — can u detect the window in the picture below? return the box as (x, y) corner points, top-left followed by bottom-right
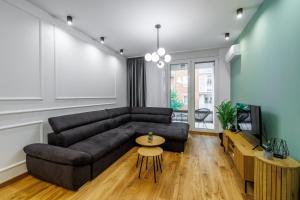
(195, 62), (214, 130)
(170, 63), (188, 122)
(183, 95), (188, 105)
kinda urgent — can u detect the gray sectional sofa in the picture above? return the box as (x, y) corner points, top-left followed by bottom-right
(23, 107), (189, 190)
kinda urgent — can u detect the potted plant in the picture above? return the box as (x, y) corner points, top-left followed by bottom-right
(215, 101), (237, 146)
(148, 131), (153, 143)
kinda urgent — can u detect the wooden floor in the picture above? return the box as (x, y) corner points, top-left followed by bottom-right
(0, 134), (253, 200)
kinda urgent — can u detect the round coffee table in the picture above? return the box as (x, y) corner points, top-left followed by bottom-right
(137, 147), (163, 183)
(135, 135), (165, 180)
(135, 135), (165, 147)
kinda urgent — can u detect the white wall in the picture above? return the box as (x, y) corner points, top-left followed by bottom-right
(146, 62), (168, 107)
(0, 0), (127, 183)
(146, 48), (230, 132)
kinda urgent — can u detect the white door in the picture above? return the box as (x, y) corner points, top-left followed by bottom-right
(168, 61), (189, 123)
(168, 58), (217, 132)
(192, 60), (215, 131)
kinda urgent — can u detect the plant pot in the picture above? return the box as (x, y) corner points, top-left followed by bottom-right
(148, 135), (153, 143)
(219, 132), (224, 147)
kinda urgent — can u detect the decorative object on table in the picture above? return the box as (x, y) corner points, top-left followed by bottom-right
(144, 24), (172, 68)
(271, 138), (289, 159)
(148, 131), (153, 143)
(263, 140), (273, 159)
(216, 101), (236, 146)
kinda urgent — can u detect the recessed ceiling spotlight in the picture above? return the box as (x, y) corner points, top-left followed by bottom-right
(67, 16), (73, 26)
(237, 8), (243, 19)
(120, 49), (124, 55)
(100, 37), (105, 44)
(225, 33), (230, 41)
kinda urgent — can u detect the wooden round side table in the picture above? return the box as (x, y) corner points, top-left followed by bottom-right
(137, 147), (163, 183)
(254, 151), (300, 200)
(135, 135), (165, 147)
(135, 135), (165, 170)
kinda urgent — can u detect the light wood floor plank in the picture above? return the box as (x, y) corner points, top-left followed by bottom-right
(0, 134), (253, 200)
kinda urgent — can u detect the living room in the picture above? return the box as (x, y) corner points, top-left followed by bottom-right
(0, 0), (299, 199)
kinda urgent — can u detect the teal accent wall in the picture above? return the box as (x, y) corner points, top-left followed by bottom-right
(231, 0), (300, 160)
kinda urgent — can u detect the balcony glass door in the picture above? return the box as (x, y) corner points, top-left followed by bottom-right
(168, 59), (216, 131)
(194, 61), (215, 130)
(169, 63), (189, 123)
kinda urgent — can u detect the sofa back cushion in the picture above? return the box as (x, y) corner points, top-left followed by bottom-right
(48, 119), (115, 147)
(131, 114), (171, 124)
(105, 107), (130, 118)
(131, 107), (172, 116)
(130, 107), (173, 124)
(113, 114), (131, 127)
(49, 110), (109, 133)
(106, 107), (131, 128)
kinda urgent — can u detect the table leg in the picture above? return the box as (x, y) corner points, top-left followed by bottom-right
(146, 157), (148, 170)
(136, 154), (140, 168)
(138, 156), (144, 178)
(153, 156), (156, 183)
(161, 154), (163, 162)
(158, 156), (162, 172)
(155, 156), (159, 171)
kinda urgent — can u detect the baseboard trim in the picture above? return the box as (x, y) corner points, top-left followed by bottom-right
(190, 131), (219, 136)
(0, 172), (28, 188)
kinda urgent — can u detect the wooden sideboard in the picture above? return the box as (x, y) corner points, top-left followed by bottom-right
(223, 130), (300, 198)
(254, 151), (300, 200)
(223, 130), (261, 192)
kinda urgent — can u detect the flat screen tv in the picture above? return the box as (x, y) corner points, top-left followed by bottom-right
(236, 103), (262, 148)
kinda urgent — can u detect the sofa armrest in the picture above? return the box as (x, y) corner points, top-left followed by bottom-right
(24, 143), (91, 166)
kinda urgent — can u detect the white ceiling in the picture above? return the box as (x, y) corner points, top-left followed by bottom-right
(28, 0), (263, 57)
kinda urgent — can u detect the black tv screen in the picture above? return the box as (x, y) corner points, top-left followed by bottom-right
(236, 103), (262, 144)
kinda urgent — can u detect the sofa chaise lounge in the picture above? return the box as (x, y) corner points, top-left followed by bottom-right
(23, 107), (189, 190)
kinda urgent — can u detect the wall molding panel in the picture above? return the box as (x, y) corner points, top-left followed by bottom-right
(0, 1), (43, 101)
(0, 97), (43, 101)
(0, 102), (116, 116)
(0, 0), (126, 184)
(56, 96), (117, 100)
(53, 27), (117, 100)
(0, 120), (44, 183)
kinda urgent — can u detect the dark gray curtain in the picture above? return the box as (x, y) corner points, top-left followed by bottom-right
(127, 57), (146, 107)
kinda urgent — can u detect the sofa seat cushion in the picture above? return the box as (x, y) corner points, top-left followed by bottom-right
(68, 128), (133, 161)
(129, 122), (188, 142)
(119, 121), (139, 129)
(170, 122), (190, 131)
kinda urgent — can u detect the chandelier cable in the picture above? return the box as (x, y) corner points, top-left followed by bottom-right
(155, 24), (161, 49)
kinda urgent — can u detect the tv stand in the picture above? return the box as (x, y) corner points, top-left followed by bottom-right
(252, 145), (260, 150)
(223, 130), (262, 193)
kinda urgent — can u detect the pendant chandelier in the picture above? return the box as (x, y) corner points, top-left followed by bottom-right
(145, 24), (171, 68)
